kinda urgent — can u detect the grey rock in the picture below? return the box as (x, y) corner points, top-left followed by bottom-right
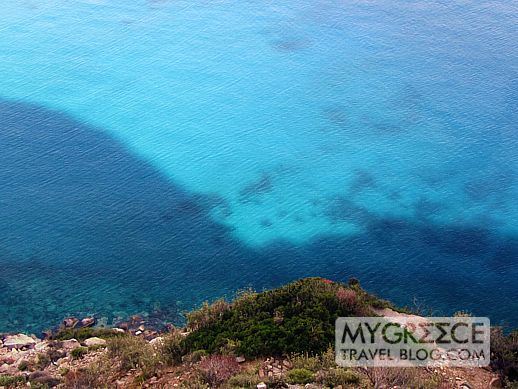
(80, 317), (96, 327)
(62, 317), (79, 328)
(148, 337), (164, 346)
(61, 339), (81, 351)
(2, 334), (37, 350)
(83, 337), (107, 347)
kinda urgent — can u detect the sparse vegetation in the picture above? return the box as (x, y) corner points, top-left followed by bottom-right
(364, 366), (444, 389)
(183, 349), (208, 364)
(108, 336), (160, 382)
(491, 327), (518, 387)
(0, 375), (26, 387)
(226, 369), (261, 387)
(52, 326), (123, 341)
(17, 360), (29, 371)
(71, 346), (88, 359)
(198, 355), (240, 387)
(63, 357), (114, 388)
(159, 330), (188, 365)
(318, 368), (361, 386)
(35, 353), (51, 369)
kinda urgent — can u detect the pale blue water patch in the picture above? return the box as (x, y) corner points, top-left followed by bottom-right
(0, 0), (517, 332)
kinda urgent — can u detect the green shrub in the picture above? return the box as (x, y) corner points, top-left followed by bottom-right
(320, 368), (360, 386)
(183, 349), (208, 364)
(64, 358), (112, 388)
(108, 336), (159, 381)
(87, 344), (105, 352)
(186, 298), (230, 331)
(52, 326), (124, 341)
(178, 376), (207, 389)
(18, 360), (29, 371)
(492, 328), (518, 385)
(35, 353), (51, 369)
(159, 331), (187, 365)
(58, 367), (70, 376)
(227, 370), (261, 387)
(185, 278), (386, 357)
(71, 346), (88, 359)
(0, 375), (26, 387)
(290, 352), (323, 372)
(286, 368), (314, 384)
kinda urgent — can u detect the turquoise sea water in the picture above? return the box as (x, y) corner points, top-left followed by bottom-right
(1, 0), (517, 333)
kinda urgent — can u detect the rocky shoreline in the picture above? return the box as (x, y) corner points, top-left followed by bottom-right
(0, 313), (175, 387)
(0, 277), (511, 388)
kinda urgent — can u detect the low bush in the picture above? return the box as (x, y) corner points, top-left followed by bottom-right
(108, 336), (160, 381)
(491, 328), (518, 385)
(289, 352), (322, 372)
(0, 375), (26, 387)
(186, 298), (230, 331)
(18, 360), (29, 371)
(63, 358), (113, 389)
(287, 368), (315, 384)
(159, 331), (187, 365)
(178, 376), (207, 389)
(199, 355), (240, 387)
(318, 368), (360, 387)
(35, 353), (51, 369)
(71, 346), (88, 359)
(364, 367), (443, 388)
(226, 370), (261, 387)
(183, 349), (208, 364)
(52, 327), (123, 341)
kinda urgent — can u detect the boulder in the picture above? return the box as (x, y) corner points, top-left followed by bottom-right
(80, 317), (96, 328)
(83, 337), (107, 347)
(2, 334), (37, 350)
(148, 337), (164, 347)
(62, 317), (79, 328)
(236, 356), (246, 363)
(61, 339), (81, 351)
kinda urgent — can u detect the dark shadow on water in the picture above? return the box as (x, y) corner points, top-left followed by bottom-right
(0, 99), (517, 333)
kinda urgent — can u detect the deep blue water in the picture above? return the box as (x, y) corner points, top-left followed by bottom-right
(1, 0), (518, 333)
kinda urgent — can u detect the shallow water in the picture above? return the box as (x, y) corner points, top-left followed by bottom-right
(1, 0), (517, 332)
